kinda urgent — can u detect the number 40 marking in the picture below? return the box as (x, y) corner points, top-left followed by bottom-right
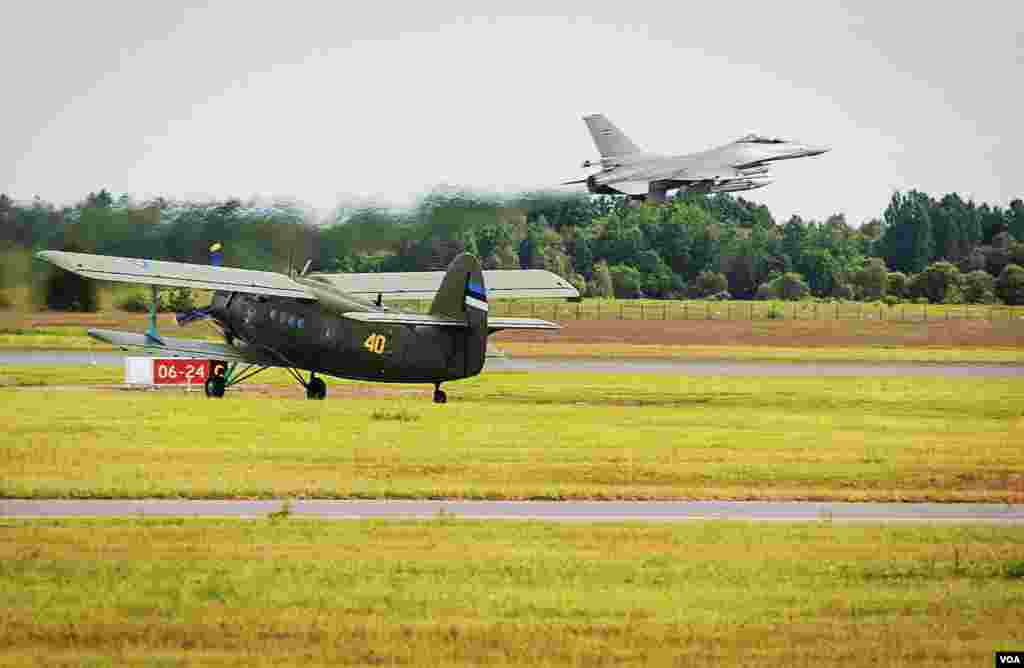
(363, 333), (386, 354)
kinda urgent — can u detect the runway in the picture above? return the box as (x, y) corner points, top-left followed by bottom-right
(2, 499), (1021, 523)
(1, 351), (1021, 376)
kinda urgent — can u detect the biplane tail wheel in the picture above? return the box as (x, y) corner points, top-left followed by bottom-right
(306, 376), (327, 400)
(205, 376), (226, 398)
(432, 386), (447, 404)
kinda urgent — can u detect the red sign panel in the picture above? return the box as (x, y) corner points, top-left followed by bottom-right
(153, 359), (211, 385)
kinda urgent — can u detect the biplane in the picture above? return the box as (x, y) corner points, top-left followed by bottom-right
(35, 250), (578, 402)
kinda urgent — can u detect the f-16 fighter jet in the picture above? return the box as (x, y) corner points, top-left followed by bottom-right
(565, 114), (830, 203)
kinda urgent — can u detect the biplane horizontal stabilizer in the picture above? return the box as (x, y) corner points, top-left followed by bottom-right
(340, 312), (469, 327)
(341, 313), (559, 331)
(486, 317), (561, 331)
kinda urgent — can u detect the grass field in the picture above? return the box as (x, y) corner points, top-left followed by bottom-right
(1, 519), (1022, 666)
(2, 372), (1021, 502)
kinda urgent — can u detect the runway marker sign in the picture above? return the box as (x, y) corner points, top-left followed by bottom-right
(124, 357), (215, 386)
(153, 359), (210, 385)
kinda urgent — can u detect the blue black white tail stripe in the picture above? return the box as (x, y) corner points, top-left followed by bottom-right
(465, 279), (488, 312)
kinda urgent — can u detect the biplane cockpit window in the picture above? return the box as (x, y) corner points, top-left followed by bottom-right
(269, 309), (277, 321)
(297, 318), (304, 329)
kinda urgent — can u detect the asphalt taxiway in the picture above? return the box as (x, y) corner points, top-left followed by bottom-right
(1, 500), (1020, 523)
(1, 351), (1021, 377)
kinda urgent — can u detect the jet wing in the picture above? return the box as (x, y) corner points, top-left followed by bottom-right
(36, 251), (314, 300)
(88, 329), (279, 366)
(666, 166), (743, 181)
(309, 269), (579, 300)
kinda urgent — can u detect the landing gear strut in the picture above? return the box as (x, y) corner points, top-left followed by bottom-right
(432, 383), (447, 404)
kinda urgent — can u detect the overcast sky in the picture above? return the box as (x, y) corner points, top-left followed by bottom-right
(3, 1), (1021, 224)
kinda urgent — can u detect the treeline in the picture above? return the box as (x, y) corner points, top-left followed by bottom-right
(1, 187), (1023, 309)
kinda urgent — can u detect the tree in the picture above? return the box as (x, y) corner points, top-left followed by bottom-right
(1008, 199), (1024, 243)
(880, 190), (934, 273)
(84, 189), (114, 209)
(781, 215), (807, 270)
(570, 232), (594, 279)
(798, 248), (842, 297)
(608, 264), (643, 298)
(592, 261), (614, 298)
(43, 242), (97, 312)
(962, 270), (995, 303)
(995, 264), (1024, 305)
(910, 261), (962, 303)
(693, 270), (728, 297)
(851, 258), (888, 300)
(777, 272), (811, 300)
(887, 271), (908, 298)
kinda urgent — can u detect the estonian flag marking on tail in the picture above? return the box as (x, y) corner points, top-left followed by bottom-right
(465, 280), (488, 312)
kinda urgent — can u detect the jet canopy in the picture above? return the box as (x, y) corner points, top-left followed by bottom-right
(736, 133), (790, 144)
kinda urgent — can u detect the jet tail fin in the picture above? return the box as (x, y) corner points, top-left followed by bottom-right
(583, 114), (642, 157)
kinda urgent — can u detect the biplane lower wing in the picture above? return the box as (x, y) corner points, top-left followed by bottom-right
(88, 329), (278, 366)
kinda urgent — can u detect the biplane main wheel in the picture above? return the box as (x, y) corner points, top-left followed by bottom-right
(432, 388), (447, 404)
(306, 376), (327, 400)
(204, 376), (226, 398)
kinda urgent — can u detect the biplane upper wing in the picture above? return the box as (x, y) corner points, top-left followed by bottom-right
(36, 251), (579, 301)
(307, 269), (579, 300)
(36, 251), (314, 299)
(88, 329), (279, 366)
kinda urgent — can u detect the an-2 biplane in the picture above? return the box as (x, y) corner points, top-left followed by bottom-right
(35, 250), (578, 402)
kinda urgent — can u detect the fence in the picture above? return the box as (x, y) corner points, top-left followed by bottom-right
(476, 300), (1024, 322)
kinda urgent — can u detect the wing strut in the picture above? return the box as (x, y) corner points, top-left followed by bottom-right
(145, 285), (164, 345)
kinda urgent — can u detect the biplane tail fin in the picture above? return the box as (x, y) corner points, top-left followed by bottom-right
(429, 254), (487, 322)
(429, 253), (487, 376)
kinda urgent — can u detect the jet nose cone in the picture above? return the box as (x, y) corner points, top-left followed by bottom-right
(804, 145), (830, 157)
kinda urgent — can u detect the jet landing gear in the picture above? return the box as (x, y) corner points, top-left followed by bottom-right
(432, 383), (447, 405)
